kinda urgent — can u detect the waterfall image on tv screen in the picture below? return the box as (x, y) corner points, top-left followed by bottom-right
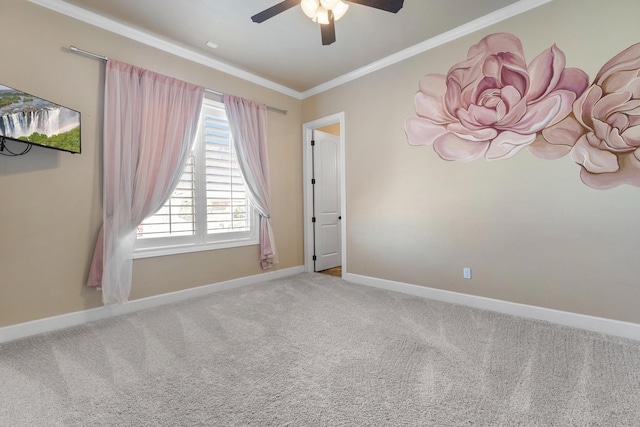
(0, 84), (80, 154)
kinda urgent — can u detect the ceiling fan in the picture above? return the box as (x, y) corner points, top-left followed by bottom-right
(251, 0), (405, 46)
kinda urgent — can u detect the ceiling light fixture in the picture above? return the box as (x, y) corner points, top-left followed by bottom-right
(251, 0), (403, 46)
(301, 0), (349, 24)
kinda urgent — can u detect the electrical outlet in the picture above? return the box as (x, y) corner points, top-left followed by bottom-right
(463, 268), (471, 279)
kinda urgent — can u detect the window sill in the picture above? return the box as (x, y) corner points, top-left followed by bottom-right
(133, 237), (259, 259)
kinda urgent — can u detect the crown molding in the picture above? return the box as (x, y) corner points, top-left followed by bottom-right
(28, 0), (552, 100)
(27, 0), (304, 99)
(301, 0), (553, 98)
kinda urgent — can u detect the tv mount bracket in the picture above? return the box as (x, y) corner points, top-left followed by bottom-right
(0, 135), (32, 156)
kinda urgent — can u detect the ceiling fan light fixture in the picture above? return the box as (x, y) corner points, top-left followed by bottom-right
(302, 0), (346, 23)
(301, 0), (319, 19)
(252, 0), (404, 45)
(320, 0), (340, 9)
(331, 1), (349, 21)
(314, 6), (330, 24)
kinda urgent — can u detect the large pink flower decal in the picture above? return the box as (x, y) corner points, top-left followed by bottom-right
(543, 43), (640, 189)
(405, 33), (589, 162)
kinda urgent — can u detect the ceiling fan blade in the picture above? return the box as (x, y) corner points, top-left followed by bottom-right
(251, 0), (300, 23)
(345, 0), (404, 13)
(321, 11), (336, 45)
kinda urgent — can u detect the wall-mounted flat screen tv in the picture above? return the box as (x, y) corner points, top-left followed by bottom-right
(0, 84), (81, 154)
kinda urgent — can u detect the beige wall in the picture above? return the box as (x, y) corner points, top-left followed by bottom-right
(0, 0), (303, 327)
(302, 0), (640, 324)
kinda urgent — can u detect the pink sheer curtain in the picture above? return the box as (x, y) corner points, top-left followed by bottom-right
(223, 95), (278, 269)
(87, 59), (204, 304)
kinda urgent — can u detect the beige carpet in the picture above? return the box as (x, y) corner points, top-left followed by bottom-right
(1, 273), (639, 426)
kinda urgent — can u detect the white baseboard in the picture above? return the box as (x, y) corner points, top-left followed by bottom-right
(5, 267), (637, 345)
(0, 265), (305, 344)
(344, 273), (640, 342)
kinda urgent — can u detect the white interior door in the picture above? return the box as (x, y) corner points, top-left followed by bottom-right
(313, 130), (341, 271)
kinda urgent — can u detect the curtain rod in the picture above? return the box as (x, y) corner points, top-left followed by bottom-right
(69, 46), (288, 115)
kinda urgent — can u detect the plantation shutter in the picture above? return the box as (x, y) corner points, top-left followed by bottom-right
(136, 155), (196, 238)
(204, 106), (251, 235)
(136, 99), (256, 252)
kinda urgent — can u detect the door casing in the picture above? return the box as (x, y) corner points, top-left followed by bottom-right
(302, 113), (346, 275)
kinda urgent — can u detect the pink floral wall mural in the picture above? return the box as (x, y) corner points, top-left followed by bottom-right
(405, 32), (640, 190)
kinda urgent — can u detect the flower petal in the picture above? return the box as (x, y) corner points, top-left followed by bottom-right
(622, 126), (640, 147)
(554, 67), (590, 97)
(474, 77), (500, 105)
(504, 94), (562, 133)
(529, 134), (573, 159)
(496, 94), (528, 127)
(445, 78), (464, 115)
(468, 33), (526, 63)
(596, 44), (640, 91)
(592, 91), (632, 119)
(607, 128), (632, 152)
(497, 85), (526, 122)
(500, 63), (529, 96)
(415, 74), (456, 123)
(447, 55), (485, 108)
(447, 53), (485, 85)
(592, 118), (613, 142)
(447, 123), (498, 141)
(404, 116), (447, 146)
(571, 134), (620, 173)
(595, 43), (640, 86)
(628, 76), (640, 98)
(414, 76), (455, 124)
(432, 133), (488, 162)
(527, 44), (565, 101)
(608, 98), (640, 116)
(629, 115), (640, 127)
(457, 104), (498, 129)
(545, 89), (581, 127)
(574, 85), (602, 130)
(592, 118), (632, 151)
(579, 150), (640, 189)
(418, 73), (446, 95)
(415, 92), (450, 124)
(485, 131), (536, 160)
(608, 112), (629, 132)
(541, 115), (585, 146)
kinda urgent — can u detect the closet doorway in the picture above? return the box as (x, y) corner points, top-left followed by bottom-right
(303, 113), (346, 276)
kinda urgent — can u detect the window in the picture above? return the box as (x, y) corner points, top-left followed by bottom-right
(134, 99), (257, 258)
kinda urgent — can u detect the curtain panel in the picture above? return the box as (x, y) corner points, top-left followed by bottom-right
(87, 59), (204, 304)
(223, 95), (278, 269)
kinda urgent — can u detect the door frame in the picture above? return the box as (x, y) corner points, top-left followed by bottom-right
(302, 112), (346, 275)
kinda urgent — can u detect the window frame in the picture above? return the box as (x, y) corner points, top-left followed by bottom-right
(133, 98), (258, 259)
